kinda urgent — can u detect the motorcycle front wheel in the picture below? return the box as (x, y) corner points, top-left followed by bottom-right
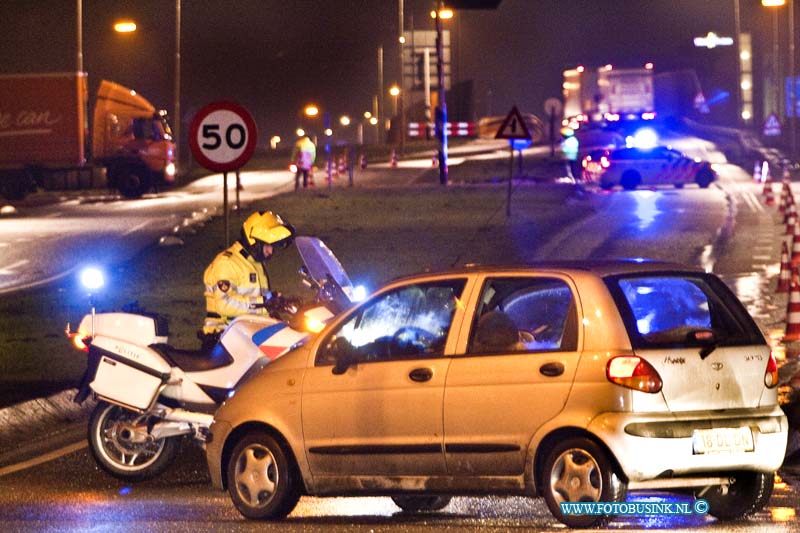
(88, 401), (180, 481)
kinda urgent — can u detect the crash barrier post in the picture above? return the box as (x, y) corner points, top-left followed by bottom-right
(754, 161), (762, 183)
(778, 241), (792, 293)
(360, 154), (367, 170)
(391, 149), (398, 168)
(432, 152), (439, 167)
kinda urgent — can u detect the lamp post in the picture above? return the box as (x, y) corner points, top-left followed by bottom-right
(389, 85), (400, 118)
(762, 0), (784, 119)
(431, 2), (452, 186)
(398, 0), (406, 153)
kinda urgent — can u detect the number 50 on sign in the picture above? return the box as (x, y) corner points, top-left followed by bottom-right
(189, 101), (258, 172)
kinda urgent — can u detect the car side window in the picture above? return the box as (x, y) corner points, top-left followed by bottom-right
(467, 277), (577, 355)
(316, 279), (467, 366)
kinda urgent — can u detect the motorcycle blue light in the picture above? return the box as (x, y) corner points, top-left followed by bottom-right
(80, 267), (105, 291)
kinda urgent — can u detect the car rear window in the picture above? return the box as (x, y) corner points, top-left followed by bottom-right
(606, 273), (765, 349)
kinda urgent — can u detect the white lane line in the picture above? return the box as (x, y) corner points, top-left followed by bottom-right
(0, 441), (86, 477)
(0, 259), (29, 275)
(122, 220), (150, 236)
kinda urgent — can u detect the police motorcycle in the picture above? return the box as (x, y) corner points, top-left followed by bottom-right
(67, 236), (355, 481)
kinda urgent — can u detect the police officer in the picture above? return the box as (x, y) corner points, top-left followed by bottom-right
(201, 211), (295, 341)
(291, 135), (316, 190)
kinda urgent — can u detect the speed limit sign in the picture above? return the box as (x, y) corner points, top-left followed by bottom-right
(189, 101), (258, 172)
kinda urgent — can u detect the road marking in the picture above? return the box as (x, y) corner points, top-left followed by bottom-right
(0, 441), (86, 477)
(123, 220), (150, 236)
(0, 259), (29, 275)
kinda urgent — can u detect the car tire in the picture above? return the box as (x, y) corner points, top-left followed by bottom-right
(700, 471), (773, 520)
(226, 430), (300, 520)
(620, 170), (641, 191)
(695, 168), (714, 189)
(541, 437), (627, 528)
(391, 495), (452, 512)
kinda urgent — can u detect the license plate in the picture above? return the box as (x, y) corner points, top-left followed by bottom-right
(692, 427), (754, 454)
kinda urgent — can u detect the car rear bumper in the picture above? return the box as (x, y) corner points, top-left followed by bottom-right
(587, 406), (788, 483)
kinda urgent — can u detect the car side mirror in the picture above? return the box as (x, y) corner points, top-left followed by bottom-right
(332, 352), (354, 375)
(327, 337), (355, 375)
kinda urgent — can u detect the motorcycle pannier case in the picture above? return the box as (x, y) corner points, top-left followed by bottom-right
(91, 355), (166, 411)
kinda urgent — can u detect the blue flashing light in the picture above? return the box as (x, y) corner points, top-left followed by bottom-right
(630, 128), (659, 149)
(79, 267), (105, 291)
(351, 285), (368, 302)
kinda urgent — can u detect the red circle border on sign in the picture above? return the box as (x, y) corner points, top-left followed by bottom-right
(188, 101), (258, 172)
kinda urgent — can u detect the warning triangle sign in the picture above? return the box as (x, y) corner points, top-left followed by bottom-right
(763, 113), (781, 137)
(495, 105), (532, 140)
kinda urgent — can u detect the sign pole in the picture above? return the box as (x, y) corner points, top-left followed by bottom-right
(223, 171), (229, 246)
(507, 143), (513, 217)
(235, 169), (241, 211)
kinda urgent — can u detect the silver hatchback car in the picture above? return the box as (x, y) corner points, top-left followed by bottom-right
(205, 261), (787, 528)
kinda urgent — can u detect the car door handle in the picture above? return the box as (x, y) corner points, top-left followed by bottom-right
(409, 368), (433, 382)
(539, 362), (565, 377)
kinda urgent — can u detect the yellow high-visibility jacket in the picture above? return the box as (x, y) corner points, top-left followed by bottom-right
(203, 241), (270, 333)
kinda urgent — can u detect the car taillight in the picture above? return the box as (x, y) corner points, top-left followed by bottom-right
(606, 355), (663, 393)
(600, 156), (610, 168)
(582, 157), (590, 168)
(764, 352), (778, 388)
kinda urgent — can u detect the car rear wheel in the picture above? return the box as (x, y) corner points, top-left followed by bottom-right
(695, 168), (714, 189)
(700, 471), (773, 520)
(392, 495), (452, 512)
(226, 430), (300, 520)
(620, 170), (641, 191)
(541, 437), (627, 528)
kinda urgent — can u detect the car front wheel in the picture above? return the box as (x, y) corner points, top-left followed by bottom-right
(541, 437), (627, 528)
(620, 170), (641, 191)
(700, 471), (773, 520)
(392, 495), (452, 512)
(226, 431), (300, 520)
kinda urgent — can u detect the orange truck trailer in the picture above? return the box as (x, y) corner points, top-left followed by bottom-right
(0, 72), (176, 200)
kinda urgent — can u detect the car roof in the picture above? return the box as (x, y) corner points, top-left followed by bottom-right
(389, 259), (705, 284)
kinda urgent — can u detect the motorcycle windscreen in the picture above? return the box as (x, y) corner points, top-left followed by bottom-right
(295, 236), (354, 299)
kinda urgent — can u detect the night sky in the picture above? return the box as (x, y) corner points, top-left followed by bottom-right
(0, 0), (782, 152)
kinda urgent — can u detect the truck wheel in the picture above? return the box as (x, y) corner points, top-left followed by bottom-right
(0, 170), (33, 201)
(115, 166), (151, 199)
(620, 170), (641, 191)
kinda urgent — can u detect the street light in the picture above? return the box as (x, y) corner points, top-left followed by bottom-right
(389, 85), (400, 116)
(113, 20), (137, 33)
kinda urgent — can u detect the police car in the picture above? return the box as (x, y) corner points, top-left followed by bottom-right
(584, 146), (716, 191)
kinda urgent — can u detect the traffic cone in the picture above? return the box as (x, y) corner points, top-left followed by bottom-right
(787, 203), (798, 233)
(338, 155), (345, 175)
(308, 166), (315, 188)
(390, 149), (398, 168)
(432, 152), (439, 167)
(784, 164), (792, 184)
(762, 161), (771, 183)
(778, 241), (792, 293)
(753, 161), (762, 182)
(763, 181), (775, 206)
(792, 221), (800, 266)
(360, 154), (367, 170)
(785, 272), (800, 341)
(780, 181), (790, 215)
